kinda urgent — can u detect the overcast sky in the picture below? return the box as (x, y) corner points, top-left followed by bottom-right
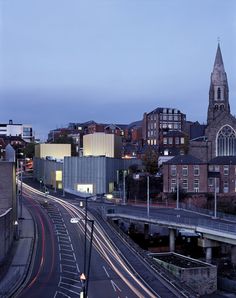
(0, 0), (236, 140)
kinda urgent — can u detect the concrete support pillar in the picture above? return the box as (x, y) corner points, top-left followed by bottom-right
(169, 229), (175, 252)
(144, 223), (149, 240)
(231, 246), (236, 265)
(206, 247), (212, 263)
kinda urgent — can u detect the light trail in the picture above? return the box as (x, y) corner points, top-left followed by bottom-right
(23, 183), (159, 298)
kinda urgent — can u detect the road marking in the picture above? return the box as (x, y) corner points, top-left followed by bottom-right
(61, 276), (81, 283)
(103, 265), (110, 278)
(61, 252), (74, 258)
(59, 281), (82, 290)
(62, 269), (80, 275)
(61, 258), (76, 263)
(54, 291), (70, 298)
(111, 280), (122, 293)
(62, 264), (77, 269)
(58, 285), (81, 296)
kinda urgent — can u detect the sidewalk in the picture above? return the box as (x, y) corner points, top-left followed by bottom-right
(0, 205), (35, 298)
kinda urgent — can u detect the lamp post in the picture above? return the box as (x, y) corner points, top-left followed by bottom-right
(19, 160), (23, 219)
(123, 170), (126, 205)
(147, 175), (150, 218)
(213, 177), (217, 218)
(176, 173), (179, 210)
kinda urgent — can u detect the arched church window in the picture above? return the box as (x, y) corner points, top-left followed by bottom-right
(214, 105), (218, 110)
(217, 125), (236, 156)
(217, 87), (221, 100)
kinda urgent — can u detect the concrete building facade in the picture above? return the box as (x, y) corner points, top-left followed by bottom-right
(35, 143), (71, 159)
(83, 132), (122, 158)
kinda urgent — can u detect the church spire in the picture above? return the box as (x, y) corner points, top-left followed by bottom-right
(207, 43), (230, 124)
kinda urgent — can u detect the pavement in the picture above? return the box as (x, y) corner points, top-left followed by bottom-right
(0, 205), (35, 298)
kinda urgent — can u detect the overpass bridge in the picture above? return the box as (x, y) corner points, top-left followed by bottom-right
(105, 205), (236, 262)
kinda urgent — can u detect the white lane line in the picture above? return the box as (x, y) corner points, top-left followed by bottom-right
(103, 265), (110, 278)
(58, 235), (70, 240)
(60, 263), (62, 273)
(62, 264), (77, 269)
(61, 258), (76, 263)
(61, 276), (81, 283)
(62, 270), (80, 275)
(59, 243), (71, 248)
(59, 282), (81, 290)
(59, 239), (71, 245)
(73, 252), (76, 261)
(58, 285), (81, 296)
(54, 291), (70, 298)
(110, 280), (122, 293)
(61, 252), (74, 258)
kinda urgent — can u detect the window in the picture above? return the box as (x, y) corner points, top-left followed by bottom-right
(164, 149), (169, 156)
(217, 87), (221, 100)
(168, 115), (173, 121)
(217, 125), (236, 156)
(168, 109), (172, 114)
(224, 165), (229, 175)
(194, 179), (199, 192)
(180, 137), (185, 144)
(223, 181), (229, 193)
(163, 138), (167, 144)
(175, 137), (179, 145)
(171, 179), (176, 192)
(168, 137), (173, 145)
(171, 165), (176, 176)
(208, 178), (213, 187)
(174, 123), (178, 129)
(174, 115), (178, 121)
(193, 165), (200, 176)
(163, 115), (167, 120)
(153, 139), (156, 145)
(214, 165), (219, 172)
(182, 179), (188, 191)
(168, 123), (172, 129)
(182, 165), (188, 176)
(208, 165), (214, 171)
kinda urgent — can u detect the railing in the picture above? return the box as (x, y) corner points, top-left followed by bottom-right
(107, 206), (236, 236)
(179, 202), (236, 222)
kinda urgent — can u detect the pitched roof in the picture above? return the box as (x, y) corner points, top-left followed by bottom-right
(209, 156), (236, 165)
(164, 154), (205, 165)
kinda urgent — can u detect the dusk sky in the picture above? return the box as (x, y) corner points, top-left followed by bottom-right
(0, 0), (236, 140)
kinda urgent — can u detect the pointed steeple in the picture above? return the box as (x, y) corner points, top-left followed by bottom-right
(207, 44), (230, 124)
(213, 43), (225, 72)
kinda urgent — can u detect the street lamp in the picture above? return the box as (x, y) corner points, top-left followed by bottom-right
(147, 175), (150, 218)
(70, 210), (94, 298)
(176, 173), (179, 210)
(213, 177), (217, 218)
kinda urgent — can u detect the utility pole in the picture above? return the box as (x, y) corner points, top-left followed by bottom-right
(19, 161), (23, 219)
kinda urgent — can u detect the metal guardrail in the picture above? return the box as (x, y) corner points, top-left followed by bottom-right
(108, 206), (236, 236)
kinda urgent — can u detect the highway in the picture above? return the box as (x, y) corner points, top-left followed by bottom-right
(17, 183), (183, 298)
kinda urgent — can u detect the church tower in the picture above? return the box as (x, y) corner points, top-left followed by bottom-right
(207, 44), (230, 125)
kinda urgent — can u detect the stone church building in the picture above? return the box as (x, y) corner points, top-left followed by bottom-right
(189, 44), (236, 162)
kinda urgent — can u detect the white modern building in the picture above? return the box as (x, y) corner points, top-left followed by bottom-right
(0, 120), (33, 142)
(83, 132), (122, 158)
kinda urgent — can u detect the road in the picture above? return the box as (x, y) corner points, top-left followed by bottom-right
(18, 183), (180, 298)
